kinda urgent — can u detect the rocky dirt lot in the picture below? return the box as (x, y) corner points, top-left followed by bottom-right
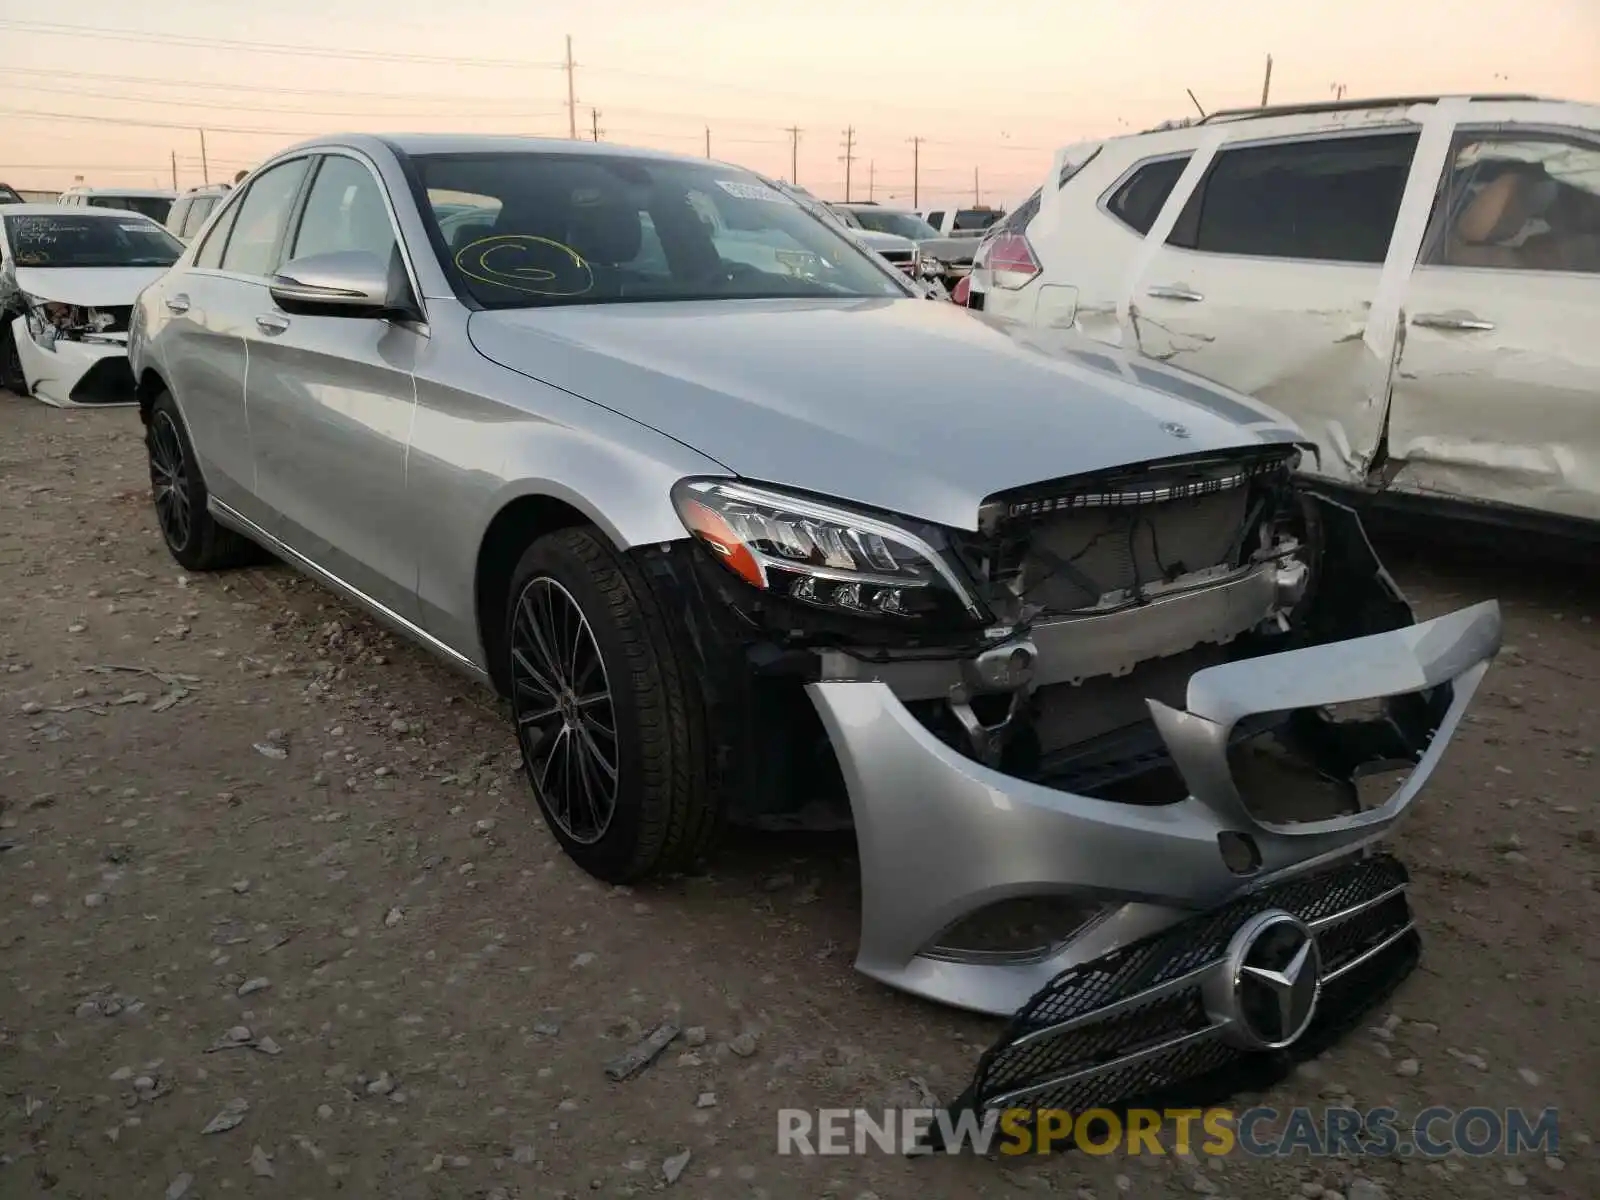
(0, 398), (1596, 1200)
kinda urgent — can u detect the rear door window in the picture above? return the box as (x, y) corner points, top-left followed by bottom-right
(1167, 132), (1419, 263)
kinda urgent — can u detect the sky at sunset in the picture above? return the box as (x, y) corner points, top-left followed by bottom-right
(1, 0), (1597, 207)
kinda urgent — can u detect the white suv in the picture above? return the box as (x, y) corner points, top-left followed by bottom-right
(964, 95), (1600, 536)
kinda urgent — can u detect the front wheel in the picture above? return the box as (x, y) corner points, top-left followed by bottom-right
(0, 315), (27, 395)
(505, 526), (721, 883)
(145, 390), (258, 571)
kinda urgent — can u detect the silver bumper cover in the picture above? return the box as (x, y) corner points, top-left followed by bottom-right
(806, 599), (1500, 1015)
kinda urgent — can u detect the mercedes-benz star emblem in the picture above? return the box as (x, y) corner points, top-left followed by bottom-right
(1206, 909), (1322, 1051)
(1160, 421), (1191, 439)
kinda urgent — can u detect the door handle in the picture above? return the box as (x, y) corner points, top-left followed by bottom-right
(1412, 312), (1494, 332)
(165, 294), (191, 315)
(1147, 284), (1204, 302)
(255, 314), (291, 335)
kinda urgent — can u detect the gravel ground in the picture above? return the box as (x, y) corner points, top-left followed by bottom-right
(1, 398), (1596, 1200)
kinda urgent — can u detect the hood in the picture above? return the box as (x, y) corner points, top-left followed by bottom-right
(10, 265), (169, 307)
(467, 297), (1302, 531)
(850, 229), (915, 252)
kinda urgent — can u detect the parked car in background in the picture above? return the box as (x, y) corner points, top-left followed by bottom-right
(165, 184), (232, 244)
(919, 204), (1003, 238)
(59, 187), (178, 225)
(0, 183), (22, 205)
(0, 205), (182, 405)
(125, 133), (1500, 1132)
(964, 94), (1600, 538)
(831, 202), (975, 288)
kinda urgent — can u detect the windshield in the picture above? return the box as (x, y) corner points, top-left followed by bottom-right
(86, 195), (174, 223)
(0, 185), (21, 205)
(852, 209), (941, 240)
(3, 214), (185, 268)
(410, 151), (909, 308)
(952, 208), (1002, 232)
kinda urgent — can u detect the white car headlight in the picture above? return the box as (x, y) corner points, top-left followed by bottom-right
(671, 478), (984, 624)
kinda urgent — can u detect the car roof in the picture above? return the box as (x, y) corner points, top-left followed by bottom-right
(270, 132), (735, 172)
(3, 202), (161, 218)
(62, 187), (178, 197)
(1137, 93), (1600, 136)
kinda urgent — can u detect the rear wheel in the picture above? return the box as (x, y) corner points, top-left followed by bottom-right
(146, 390), (257, 571)
(505, 526), (721, 882)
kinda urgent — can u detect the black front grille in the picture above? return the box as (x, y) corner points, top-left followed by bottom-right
(946, 854), (1417, 1135)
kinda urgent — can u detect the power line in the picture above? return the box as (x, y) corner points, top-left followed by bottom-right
(0, 106), (314, 137)
(0, 19), (565, 69)
(0, 65), (545, 103)
(0, 80), (561, 120)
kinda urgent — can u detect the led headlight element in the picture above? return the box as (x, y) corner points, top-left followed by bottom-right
(671, 479), (984, 622)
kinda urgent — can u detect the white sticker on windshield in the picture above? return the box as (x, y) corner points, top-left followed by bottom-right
(714, 180), (791, 204)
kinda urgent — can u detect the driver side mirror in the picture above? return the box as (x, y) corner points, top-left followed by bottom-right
(269, 250), (417, 320)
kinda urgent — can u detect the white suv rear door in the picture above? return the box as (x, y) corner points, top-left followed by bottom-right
(1386, 105), (1600, 523)
(1125, 126), (1423, 485)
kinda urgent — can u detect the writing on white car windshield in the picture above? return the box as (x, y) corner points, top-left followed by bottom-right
(412, 151), (910, 307)
(4, 215), (185, 268)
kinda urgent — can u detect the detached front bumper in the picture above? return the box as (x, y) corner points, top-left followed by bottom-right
(806, 598), (1500, 1017)
(10, 314), (136, 407)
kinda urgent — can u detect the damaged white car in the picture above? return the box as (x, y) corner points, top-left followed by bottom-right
(965, 94), (1600, 540)
(0, 205), (182, 405)
(130, 136), (1501, 1119)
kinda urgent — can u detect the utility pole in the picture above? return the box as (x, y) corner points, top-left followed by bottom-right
(198, 128), (209, 184)
(704, 126), (711, 158)
(1261, 54), (1274, 106)
(786, 125), (801, 184)
(973, 165), (980, 205)
(839, 126), (856, 202)
(1330, 82), (1347, 100)
(170, 149), (178, 190)
(590, 108), (602, 142)
(564, 35), (578, 139)
(908, 136), (923, 208)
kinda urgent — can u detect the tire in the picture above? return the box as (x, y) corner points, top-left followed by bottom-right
(505, 525), (721, 883)
(145, 389), (258, 571)
(0, 316), (26, 395)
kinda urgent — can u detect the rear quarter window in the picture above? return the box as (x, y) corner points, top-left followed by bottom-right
(1102, 155), (1192, 235)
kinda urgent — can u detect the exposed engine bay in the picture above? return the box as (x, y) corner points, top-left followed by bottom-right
(25, 300), (131, 346)
(645, 444), (1432, 841)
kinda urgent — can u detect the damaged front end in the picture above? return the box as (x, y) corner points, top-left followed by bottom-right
(2, 264), (137, 406)
(638, 443), (1496, 1104)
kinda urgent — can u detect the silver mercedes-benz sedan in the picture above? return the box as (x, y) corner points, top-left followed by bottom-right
(129, 133), (1499, 1118)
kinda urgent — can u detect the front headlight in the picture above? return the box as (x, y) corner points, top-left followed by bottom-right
(671, 478), (985, 624)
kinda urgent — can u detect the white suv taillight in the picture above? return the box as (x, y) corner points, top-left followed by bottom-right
(973, 232), (1040, 290)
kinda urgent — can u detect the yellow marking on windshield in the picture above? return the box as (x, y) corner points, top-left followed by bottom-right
(453, 234), (594, 297)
